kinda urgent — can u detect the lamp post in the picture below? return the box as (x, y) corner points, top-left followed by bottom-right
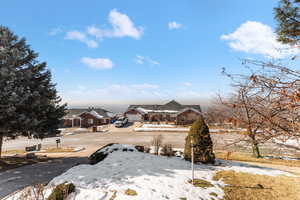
(191, 136), (194, 185)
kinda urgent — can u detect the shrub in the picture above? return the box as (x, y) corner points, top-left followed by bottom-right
(88, 143), (137, 164)
(88, 143), (115, 164)
(161, 144), (174, 157)
(151, 135), (163, 155)
(134, 145), (144, 152)
(47, 182), (75, 200)
(184, 117), (215, 164)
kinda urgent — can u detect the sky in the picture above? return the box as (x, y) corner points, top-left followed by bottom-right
(1, 0), (299, 110)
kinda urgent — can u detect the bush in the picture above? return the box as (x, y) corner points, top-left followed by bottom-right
(88, 143), (116, 164)
(184, 117), (215, 164)
(48, 182), (75, 200)
(134, 145), (144, 152)
(88, 143), (137, 164)
(151, 135), (163, 155)
(161, 144), (174, 157)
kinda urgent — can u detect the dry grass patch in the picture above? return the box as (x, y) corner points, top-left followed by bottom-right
(0, 156), (50, 172)
(44, 147), (75, 153)
(215, 151), (300, 168)
(213, 170), (300, 200)
(188, 179), (214, 188)
(109, 190), (117, 200)
(2, 149), (26, 155)
(124, 188), (138, 196)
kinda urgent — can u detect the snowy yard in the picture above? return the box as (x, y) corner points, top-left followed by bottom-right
(6, 144), (295, 200)
(134, 123), (247, 133)
(134, 124), (188, 132)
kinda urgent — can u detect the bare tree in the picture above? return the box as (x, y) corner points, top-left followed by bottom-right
(219, 88), (264, 158)
(221, 59), (300, 155)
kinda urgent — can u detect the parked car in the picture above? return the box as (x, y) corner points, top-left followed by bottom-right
(114, 117), (128, 128)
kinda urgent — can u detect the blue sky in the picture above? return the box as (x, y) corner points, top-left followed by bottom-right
(1, 0), (297, 107)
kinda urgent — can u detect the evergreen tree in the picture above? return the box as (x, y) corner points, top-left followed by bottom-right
(0, 26), (66, 158)
(275, 0), (300, 45)
(184, 117), (215, 164)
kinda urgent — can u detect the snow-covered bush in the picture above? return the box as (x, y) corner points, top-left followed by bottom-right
(151, 135), (163, 155)
(88, 143), (137, 164)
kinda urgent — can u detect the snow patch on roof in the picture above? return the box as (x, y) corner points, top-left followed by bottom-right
(89, 110), (104, 119)
(136, 107), (178, 114)
(177, 107), (202, 115)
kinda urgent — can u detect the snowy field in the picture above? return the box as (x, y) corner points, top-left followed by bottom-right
(6, 144), (294, 200)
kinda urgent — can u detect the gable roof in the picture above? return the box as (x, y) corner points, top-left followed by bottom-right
(64, 108), (114, 119)
(128, 100), (201, 113)
(176, 107), (202, 115)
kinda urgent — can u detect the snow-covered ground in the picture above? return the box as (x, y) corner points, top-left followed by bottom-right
(134, 127), (189, 132)
(135, 124), (247, 133)
(134, 124), (188, 132)
(274, 137), (300, 148)
(6, 144), (294, 200)
(142, 124), (177, 128)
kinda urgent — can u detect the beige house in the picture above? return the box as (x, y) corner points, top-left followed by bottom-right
(125, 100), (202, 125)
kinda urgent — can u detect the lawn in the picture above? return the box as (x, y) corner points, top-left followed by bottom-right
(213, 170), (300, 200)
(0, 156), (51, 172)
(215, 151), (300, 168)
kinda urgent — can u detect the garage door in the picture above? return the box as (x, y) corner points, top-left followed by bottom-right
(127, 114), (142, 122)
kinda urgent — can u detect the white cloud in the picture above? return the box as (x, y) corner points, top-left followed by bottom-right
(183, 82), (192, 87)
(65, 31), (98, 48)
(109, 9), (143, 39)
(49, 28), (62, 36)
(168, 21), (182, 30)
(87, 9), (143, 39)
(77, 85), (86, 90)
(81, 57), (113, 69)
(134, 55), (160, 65)
(221, 21), (299, 58)
(131, 83), (159, 90)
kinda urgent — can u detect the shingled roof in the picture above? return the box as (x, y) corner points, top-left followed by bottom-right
(64, 108), (114, 119)
(128, 100), (201, 113)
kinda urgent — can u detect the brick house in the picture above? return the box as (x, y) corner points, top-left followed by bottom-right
(63, 108), (115, 128)
(124, 100), (202, 125)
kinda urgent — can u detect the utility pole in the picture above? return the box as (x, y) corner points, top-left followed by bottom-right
(191, 136), (194, 185)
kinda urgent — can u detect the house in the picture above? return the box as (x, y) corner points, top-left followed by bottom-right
(63, 108), (115, 128)
(124, 100), (202, 125)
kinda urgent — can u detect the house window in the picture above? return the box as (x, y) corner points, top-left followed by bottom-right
(88, 119), (94, 124)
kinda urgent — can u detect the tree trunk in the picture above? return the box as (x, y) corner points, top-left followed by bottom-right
(252, 142), (261, 158)
(0, 132), (3, 159)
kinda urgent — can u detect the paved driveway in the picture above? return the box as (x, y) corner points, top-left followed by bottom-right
(0, 157), (88, 199)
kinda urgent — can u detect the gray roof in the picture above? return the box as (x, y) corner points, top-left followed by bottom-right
(128, 100), (201, 112)
(65, 108), (113, 119)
